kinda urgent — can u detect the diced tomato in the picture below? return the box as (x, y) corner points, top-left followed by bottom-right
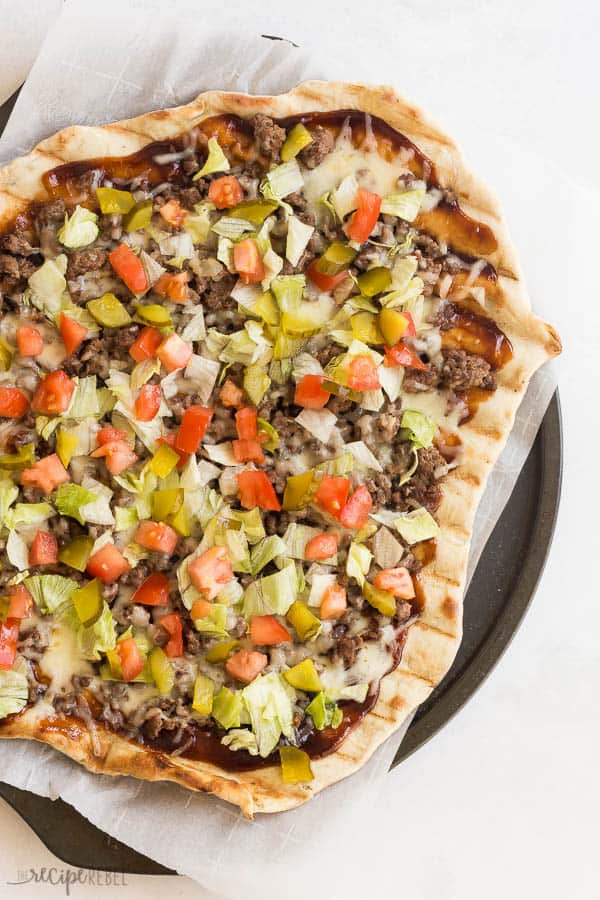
(219, 378), (244, 408)
(188, 546), (233, 601)
(97, 426), (128, 446)
(235, 407), (258, 440)
(306, 259), (348, 293)
(304, 533), (338, 561)
(91, 439), (138, 475)
(314, 475), (350, 518)
(159, 199), (187, 228)
(16, 326), (43, 357)
(29, 531), (58, 566)
(7, 584), (33, 620)
(156, 333), (193, 373)
(347, 354), (380, 390)
(134, 383), (161, 422)
(135, 520), (179, 554)
(384, 342), (428, 370)
(345, 188), (382, 244)
(190, 598), (212, 620)
(129, 326), (162, 363)
(208, 175), (244, 210)
(232, 439), (265, 464)
(154, 271), (189, 303)
(294, 374), (331, 409)
(233, 238), (265, 285)
(373, 566), (416, 599)
(320, 583), (347, 620)
(225, 648), (268, 684)
(0, 618), (19, 670)
(117, 637), (145, 682)
(109, 243), (148, 294)
(130, 572), (170, 607)
(31, 370), (75, 415)
(339, 484), (373, 530)
(86, 543), (130, 584)
(175, 405), (213, 453)
(250, 615), (291, 646)
(156, 434), (190, 470)
(159, 612), (183, 658)
(21, 453), (69, 495)
(59, 313), (88, 356)
(237, 470), (281, 511)
(0, 387), (29, 418)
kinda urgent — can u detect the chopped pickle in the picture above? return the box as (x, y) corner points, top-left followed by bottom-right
(192, 673), (214, 715)
(363, 581), (397, 617)
(283, 659), (322, 693)
(281, 123), (313, 162)
(286, 600), (321, 642)
(71, 579), (103, 627)
(283, 471), (314, 510)
(306, 692), (343, 730)
(87, 293), (132, 327)
(169, 503), (190, 537)
(136, 304), (172, 326)
(357, 266), (392, 297)
(0, 443), (35, 470)
(252, 291), (279, 326)
(256, 417), (279, 452)
(225, 199), (278, 224)
(0, 596), (10, 620)
(205, 639), (239, 664)
(148, 445), (179, 478)
(279, 746), (314, 783)
(56, 428), (79, 468)
(316, 241), (357, 276)
(379, 307), (412, 345)
(123, 198), (153, 232)
(0, 340), (13, 372)
(151, 488), (182, 522)
(149, 646), (174, 696)
(58, 535), (94, 572)
(212, 686), (242, 729)
(350, 311), (384, 345)
(96, 187), (135, 215)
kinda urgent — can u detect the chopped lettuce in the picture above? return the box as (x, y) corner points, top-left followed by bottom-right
(242, 563), (298, 617)
(27, 255), (68, 321)
(263, 159), (303, 200)
(78, 601), (117, 660)
(55, 483), (98, 525)
(193, 603), (229, 636)
(221, 728), (259, 755)
(5, 502), (54, 531)
(241, 672), (296, 757)
(211, 216), (254, 239)
(281, 523), (321, 561)
(243, 364), (271, 406)
(380, 189), (425, 222)
(285, 216), (314, 266)
(65, 376), (100, 420)
(333, 175), (359, 220)
(6, 530), (29, 571)
(0, 482), (19, 525)
(58, 205), (99, 248)
(394, 508), (440, 544)
(346, 541), (373, 587)
(0, 668), (29, 718)
(250, 534), (287, 575)
(180, 307), (207, 342)
(114, 506), (138, 531)
(184, 354), (220, 405)
(344, 441), (383, 473)
(295, 408), (337, 443)
(307, 571), (337, 608)
(306, 691), (342, 730)
(212, 686), (242, 729)
(401, 409), (436, 449)
(25, 574), (78, 614)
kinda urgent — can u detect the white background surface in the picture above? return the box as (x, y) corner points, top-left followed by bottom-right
(0, 0), (598, 898)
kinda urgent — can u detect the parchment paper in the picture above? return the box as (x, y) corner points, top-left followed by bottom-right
(0, 1), (561, 896)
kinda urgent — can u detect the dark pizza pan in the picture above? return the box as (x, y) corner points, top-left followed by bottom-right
(0, 91), (562, 875)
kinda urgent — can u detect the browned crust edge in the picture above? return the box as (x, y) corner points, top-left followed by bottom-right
(0, 81), (560, 817)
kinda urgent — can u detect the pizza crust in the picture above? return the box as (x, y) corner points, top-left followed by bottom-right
(0, 81), (560, 817)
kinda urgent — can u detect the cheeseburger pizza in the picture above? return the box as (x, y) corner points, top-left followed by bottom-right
(0, 82), (560, 816)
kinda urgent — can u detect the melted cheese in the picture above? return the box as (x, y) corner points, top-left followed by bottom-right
(39, 622), (93, 695)
(320, 641), (395, 693)
(400, 389), (462, 432)
(302, 133), (409, 205)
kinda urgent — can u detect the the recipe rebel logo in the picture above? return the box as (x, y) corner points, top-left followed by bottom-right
(7, 867), (128, 895)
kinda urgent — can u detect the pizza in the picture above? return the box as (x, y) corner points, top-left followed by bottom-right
(0, 82), (560, 817)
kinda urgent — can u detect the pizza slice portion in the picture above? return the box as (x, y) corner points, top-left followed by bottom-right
(0, 82), (559, 816)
